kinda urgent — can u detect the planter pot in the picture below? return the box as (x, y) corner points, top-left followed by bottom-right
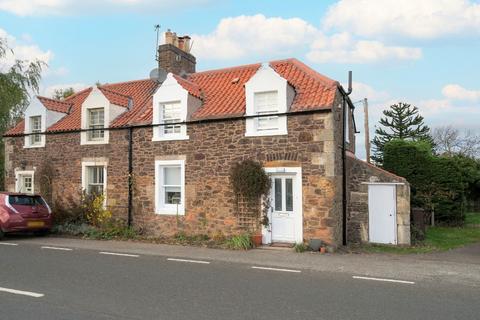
(251, 234), (263, 247)
(320, 247), (326, 254)
(308, 239), (322, 251)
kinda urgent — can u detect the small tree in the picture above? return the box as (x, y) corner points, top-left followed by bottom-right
(0, 39), (44, 189)
(372, 102), (432, 165)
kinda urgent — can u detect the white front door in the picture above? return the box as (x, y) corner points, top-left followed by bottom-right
(270, 175), (296, 243)
(368, 184), (397, 244)
(15, 172), (34, 194)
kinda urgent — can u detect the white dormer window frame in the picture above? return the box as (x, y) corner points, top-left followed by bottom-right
(87, 108), (105, 141)
(80, 87), (126, 145)
(152, 73), (191, 142)
(24, 113), (46, 148)
(245, 64), (291, 137)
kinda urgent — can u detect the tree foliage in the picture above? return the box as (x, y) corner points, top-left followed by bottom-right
(0, 38), (44, 189)
(372, 102), (432, 164)
(52, 87), (75, 100)
(383, 140), (466, 224)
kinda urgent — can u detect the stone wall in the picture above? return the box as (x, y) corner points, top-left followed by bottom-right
(346, 153), (410, 245)
(4, 107), (347, 246)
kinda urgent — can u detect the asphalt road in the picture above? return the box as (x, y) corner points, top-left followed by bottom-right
(0, 241), (478, 320)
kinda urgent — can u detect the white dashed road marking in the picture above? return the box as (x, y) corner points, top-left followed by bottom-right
(99, 252), (139, 258)
(0, 242), (19, 246)
(251, 266), (302, 273)
(167, 258), (210, 264)
(353, 276), (415, 284)
(41, 246), (73, 251)
(0, 286), (44, 298)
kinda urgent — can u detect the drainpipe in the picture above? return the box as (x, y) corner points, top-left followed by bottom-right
(342, 71), (353, 246)
(127, 126), (133, 227)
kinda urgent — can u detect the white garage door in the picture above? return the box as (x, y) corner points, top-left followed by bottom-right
(368, 184), (397, 244)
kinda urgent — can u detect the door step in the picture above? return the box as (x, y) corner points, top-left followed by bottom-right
(258, 242), (294, 250)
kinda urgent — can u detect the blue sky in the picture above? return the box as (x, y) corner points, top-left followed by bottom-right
(1, 0), (479, 158)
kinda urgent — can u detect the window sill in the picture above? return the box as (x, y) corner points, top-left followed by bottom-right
(23, 144), (45, 149)
(245, 130), (288, 137)
(152, 135), (189, 142)
(81, 139), (109, 145)
(155, 208), (185, 216)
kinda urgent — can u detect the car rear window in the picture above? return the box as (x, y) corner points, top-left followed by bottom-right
(8, 195), (46, 206)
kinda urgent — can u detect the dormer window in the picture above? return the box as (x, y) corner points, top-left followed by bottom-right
(254, 91), (279, 132)
(29, 116), (42, 146)
(152, 73), (201, 142)
(245, 64), (292, 137)
(87, 108), (105, 141)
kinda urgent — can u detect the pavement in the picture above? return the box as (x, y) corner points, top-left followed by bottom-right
(0, 235), (479, 319)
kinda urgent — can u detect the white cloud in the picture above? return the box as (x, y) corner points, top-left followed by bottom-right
(192, 14), (318, 60)
(0, 0), (210, 16)
(442, 84), (480, 101)
(42, 83), (88, 98)
(0, 28), (53, 71)
(307, 32), (421, 63)
(192, 15), (421, 63)
(323, 0), (480, 39)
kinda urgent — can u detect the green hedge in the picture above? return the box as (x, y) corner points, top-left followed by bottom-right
(384, 140), (465, 224)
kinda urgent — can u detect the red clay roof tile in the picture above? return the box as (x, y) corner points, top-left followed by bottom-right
(37, 96), (73, 114)
(4, 58), (340, 135)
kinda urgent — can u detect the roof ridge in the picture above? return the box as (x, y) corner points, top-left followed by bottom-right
(190, 62), (261, 77)
(101, 78), (153, 87)
(272, 58), (338, 86)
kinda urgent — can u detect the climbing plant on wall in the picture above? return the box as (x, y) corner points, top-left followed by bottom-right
(230, 160), (271, 230)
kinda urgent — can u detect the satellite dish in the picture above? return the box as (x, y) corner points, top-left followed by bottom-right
(149, 67), (168, 82)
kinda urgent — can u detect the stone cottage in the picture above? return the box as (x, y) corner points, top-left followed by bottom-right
(3, 31), (410, 247)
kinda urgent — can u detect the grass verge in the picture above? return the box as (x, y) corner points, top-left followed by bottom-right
(465, 212), (480, 225)
(363, 224), (480, 254)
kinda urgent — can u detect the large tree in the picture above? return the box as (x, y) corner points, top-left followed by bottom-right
(372, 102), (431, 165)
(0, 39), (44, 189)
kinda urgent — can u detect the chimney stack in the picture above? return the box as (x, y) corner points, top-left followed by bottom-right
(157, 29), (196, 76)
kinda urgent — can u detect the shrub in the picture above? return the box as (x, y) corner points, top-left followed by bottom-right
(294, 243), (307, 253)
(226, 234), (253, 250)
(383, 139), (466, 224)
(82, 193), (112, 227)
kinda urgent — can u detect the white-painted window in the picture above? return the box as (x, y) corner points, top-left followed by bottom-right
(88, 108), (105, 141)
(162, 102), (182, 135)
(255, 91), (279, 131)
(15, 171), (35, 194)
(86, 166), (105, 195)
(29, 116), (42, 146)
(81, 161), (108, 202)
(155, 159), (185, 215)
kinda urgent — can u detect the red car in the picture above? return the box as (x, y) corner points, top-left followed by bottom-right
(0, 192), (52, 239)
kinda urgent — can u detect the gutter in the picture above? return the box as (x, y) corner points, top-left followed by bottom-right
(127, 126), (133, 227)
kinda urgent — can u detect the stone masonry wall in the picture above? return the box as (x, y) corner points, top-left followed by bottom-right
(346, 154), (411, 245)
(4, 108), (346, 246)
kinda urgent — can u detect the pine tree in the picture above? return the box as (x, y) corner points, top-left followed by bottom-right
(372, 102), (432, 165)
